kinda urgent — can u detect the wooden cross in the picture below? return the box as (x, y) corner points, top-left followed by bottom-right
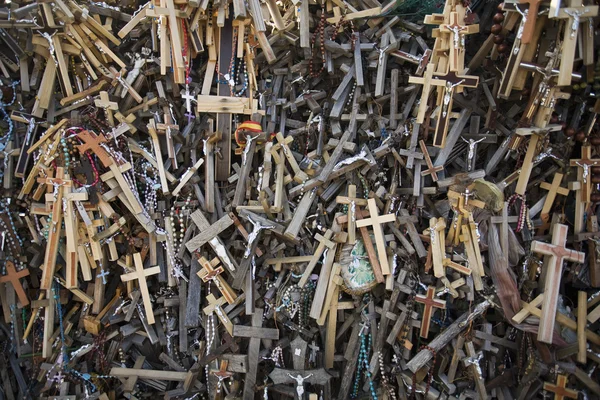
(438, 12), (479, 72)
(408, 64), (445, 124)
(462, 342), (488, 399)
(76, 130), (114, 168)
(570, 144), (600, 203)
(39, 167), (71, 290)
(233, 308), (280, 400)
(531, 224), (585, 343)
(553, 0), (598, 86)
(211, 360), (234, 390)
(397, 209), (428, 258)
(543, 375), (578, 400)
(356, 199), (396, 275)
(419, 140), (443, 181)
(427, 217), (447, 278)
(415, 286), (446, 338)
(299, 229), (335, 287)
(0, 261), (30, 306)
(512, 0), (544, 44)
(540, 172), (569, 220)
(399, 123), (423, 169)
(197, 256), (237, 304)
(203, 293), (234, 336)
(94, 91), (118, 127)
(273, 132), (309, 184)
(120, 253), (160, 324)
(513, 126), (560, 196)
(335, 185), (368, 244)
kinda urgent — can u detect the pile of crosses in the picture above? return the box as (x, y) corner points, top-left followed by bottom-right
(2, 0), (600, 398)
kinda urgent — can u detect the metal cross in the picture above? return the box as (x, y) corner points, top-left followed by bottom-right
(97, 268), (109, 284)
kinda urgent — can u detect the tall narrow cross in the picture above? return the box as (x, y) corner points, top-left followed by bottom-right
(543, 375), (578, 400)
(120, 253), (160, 324)
(438, 12), (479, 72)
(570, 144), (600, 203)
(415, 286), (446, 338)
(0, 261), (30, 306)
(427, 217), (447, 278)
(419, 140), (443, 181)
(299, 229), (335, 287)
(408, 64), (446, 124)
(399, 123), (423, 169)
(336, 185), (368, 244)
(431, 70), (479, 148)
(552, 0), (598, 86)
(531, 224), (585, 343)
(540, 172), (570, 220)
(356, 199), (396, 275)
(197, 256), (237, 304)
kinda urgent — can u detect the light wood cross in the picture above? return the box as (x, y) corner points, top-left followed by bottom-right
(543, 374), (578, 400)
(120, 253), (160, 324)
(415, 286), (446, 338)
(419, 140), (444, 182)
(540, 172), (569, 221)
(203, 293), (234, 335)
(531, 224), (585, 343)
(299, 229), (335, 287)
(356, 199), (396, 275)
(569, 144), (600, 203)
(197, 256), (237, 304)
(336, 184), (368, 244)
(438, 12), (479, 72)
(0, 261), (30, 306)
(94, 91), (118, 126)
(552, 0), (598, 86)
(427, 217), (447, 278)
(273, 132), (309, 184)
(409, 64), (446, 124)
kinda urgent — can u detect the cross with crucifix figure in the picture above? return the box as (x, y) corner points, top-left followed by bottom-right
(356, 199), (396, 275)
(399, 123), (423, 169)
(531, 224), (585, 343)
(203, 293), (234, 336)
(0, 261), (30, 306)
(120, 253), (160, 324)
(211, 359), (234, 394)
(415, 286), (446, 338)
(543, 374), (578, 400)
(39, 167), (72, 290)
(336, 185), (368, 245)
(570, 144), (600, 203)
(94, 91), (119, 127)
(197, 256), (237, 304)
(552, 0), (598, 86)
(438, 12), (479, 72)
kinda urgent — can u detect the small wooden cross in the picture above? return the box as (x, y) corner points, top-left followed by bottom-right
(419, 140), (443, 181)
(543, 374), (578, 400)
(415, 286), (446, 338)
(427, 217), (447, 278)
(94, 91), (119, 127)
(299, 229), (335, 287)
(438, 12), (479, 72)
(399, 123), (423, 169)
(0, 261), (30, 306)
(356, 199), (396, 275)
(203, 293), (234, 336)
(540, 172), (569, 221)
(76, 130), (114, 168)
(120, 253), (160, 324)
(336, 184), (368, 244)
(569, 144), (600, 203)
(553, 0), (598, 86)
(197, 256), (237, 304)
(531, 224), (585, 343)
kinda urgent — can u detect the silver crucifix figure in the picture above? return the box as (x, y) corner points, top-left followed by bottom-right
(244, 215), (275, 258)
(442, 79), (464, 117)
(287, 373), (313, 399)
(461, 137), (485, 171)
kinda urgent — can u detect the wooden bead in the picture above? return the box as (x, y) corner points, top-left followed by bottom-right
(497, 43), (509, 53)
(590, 136), (600, 146)
(575, 131), (587, 142)
(591, 166), (600, 174)
(491, 24), (503, 34)
(493, 13), (505, 23)
(493, 35), (504, 44)
(565, 127), (576, 137)
(591, 193), (600, 202)
(591, 175), (600, 184)
(497, 3), (505, 11)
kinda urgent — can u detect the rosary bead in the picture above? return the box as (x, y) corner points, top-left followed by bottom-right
(497, 43), (509, 53)
(591, 193), (600, 202)
(575, 131), (587, 142)
(565, 127), (576, 137)
(493, 12), (505, 23)
(490, 24), (503, 34)
(590, 136), (600, 146)
(493, 34), (504, 44)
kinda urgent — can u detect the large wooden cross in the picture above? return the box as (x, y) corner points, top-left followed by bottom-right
(356, 199), (396, 275)
(299, 229), (335, 287)
(120, 253), (160, 324)
(543, 374), (578, 400)
(203, 293), (234, 336)
(569, 144), (600, 203)
(438, 12), (478, 72)
(553, 0), (598, 86)
(531, 224), (585, 343)
(0, 261), (30, 306)
(415, 286), (446, 338)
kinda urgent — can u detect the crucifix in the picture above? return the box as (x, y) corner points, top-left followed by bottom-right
(336, 184), (368, 244)
(120, 253), (160, 324)
(0, 261), (30, 306)
(552, 0), (598, 86)
(461, 137), (485, 171)
(399, 122), (423, 169)
(415, 286), (446, 338)
(288, 373), (314, 400)
(39, 167), (71, 290)
(94, 91), (119, 127)
(211, 360), (234, 394)
(531, 224), (585, 343)
(570, 144), (599, 203)
(511, 0), (544, 44)
(438, 12), (479, 72)
(197, 256), (237, 305)
(203, 293), (234, 336)
(356, 199), (396, 275)
(419, 140), (443, 181)
(462, 342), (488, 399)
(543, 375), (578, 400)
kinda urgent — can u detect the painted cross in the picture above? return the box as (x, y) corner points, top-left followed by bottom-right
(415, 286), (446, 338)
(570, 144), (600, 203)
(531, 224), (585, 343)
(419, 140), (443, 181)
(552, 0), (598, 86)
(197, 256), (237, 304)
(356, 199), (396, 275)
(0, 261), (30, 306)
(120, 253), (160, 324)
(543, 374), (578, 400)
(439, 12), (479, 72)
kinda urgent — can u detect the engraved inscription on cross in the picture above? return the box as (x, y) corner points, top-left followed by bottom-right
(531, 224), (585, 343)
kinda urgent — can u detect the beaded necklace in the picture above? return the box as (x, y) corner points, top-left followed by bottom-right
(308, 2), (327, 78)
(351, 325), (377, 399)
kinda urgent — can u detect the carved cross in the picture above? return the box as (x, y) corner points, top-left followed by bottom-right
(570, 144), (600, 203)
